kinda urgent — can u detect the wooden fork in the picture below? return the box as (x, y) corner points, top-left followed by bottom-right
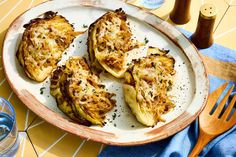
(189, 82), (236, 157)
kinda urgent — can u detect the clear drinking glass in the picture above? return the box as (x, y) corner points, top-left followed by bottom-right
(139, 0), (165, 9)
(0, 97), (19, 156)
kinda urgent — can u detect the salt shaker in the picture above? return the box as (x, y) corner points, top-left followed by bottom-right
(191, 3), (217, 49)
(169, 0), (191, 24)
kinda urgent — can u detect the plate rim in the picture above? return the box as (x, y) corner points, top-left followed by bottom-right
(2, 0), (209, 145)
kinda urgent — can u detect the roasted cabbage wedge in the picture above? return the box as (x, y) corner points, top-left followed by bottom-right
(50, 57), (116, 126)
(17, 11), (80, 82)
(50, 65), (91, 126)
(123, 47), (176, 126)
(88, 8), (142, 78)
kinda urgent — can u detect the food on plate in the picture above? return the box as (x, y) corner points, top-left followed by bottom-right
(88, 8), (142, 78)
(123, 47), (176, 126)
(17, 8), (177, 128)
(50, 64), (91, 126)
(17, 11), (80, 82)
(50, 57), (116, 126)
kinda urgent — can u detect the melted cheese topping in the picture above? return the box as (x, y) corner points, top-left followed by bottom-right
(17, 12), (77, 82)
(50, 57), (116, 126)
(88, 9), (141, 78)
(124, 48), (176, 126)
(133, 56), (174, 111)
(50, 65), (91, 126)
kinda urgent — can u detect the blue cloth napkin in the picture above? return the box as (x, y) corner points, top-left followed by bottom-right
(99, 30), (236, 157)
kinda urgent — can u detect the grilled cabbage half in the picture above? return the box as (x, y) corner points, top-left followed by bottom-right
(50, 57), (116, 126)
(17, 11), (78, 82)
(88, 8), (141, 78)
(123, 47), (176, 126)
(50, 65), (91, 126)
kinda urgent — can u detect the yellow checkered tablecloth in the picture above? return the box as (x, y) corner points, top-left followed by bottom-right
(0, 0), (235, 156)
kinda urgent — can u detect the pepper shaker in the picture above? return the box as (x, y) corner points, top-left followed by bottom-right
(169, 0), (192, 24)
(191, 3), (217, 49)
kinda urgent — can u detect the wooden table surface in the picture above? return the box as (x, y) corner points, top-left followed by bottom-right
(0, 0), (235, 156)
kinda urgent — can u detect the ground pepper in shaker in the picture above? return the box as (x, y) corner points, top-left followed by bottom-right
(191, 3), (217, 49)
(169, 0), (191, 24)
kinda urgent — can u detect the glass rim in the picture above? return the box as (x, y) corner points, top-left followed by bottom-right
(0, 133), (18, 155)
(0, 97), (17, 144)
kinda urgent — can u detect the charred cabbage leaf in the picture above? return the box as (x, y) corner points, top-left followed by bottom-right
(50, 57), (116, 126)
(17, 11), (80, 82)
(123, 47), (176, 126)
(50, 65), (91, 126)
(88, 8), (142, 78)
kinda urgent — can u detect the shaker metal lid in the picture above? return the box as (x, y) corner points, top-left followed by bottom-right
(200, 3), (217, 19)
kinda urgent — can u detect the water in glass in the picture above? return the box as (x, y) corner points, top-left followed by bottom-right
(0, 97), (19, 156)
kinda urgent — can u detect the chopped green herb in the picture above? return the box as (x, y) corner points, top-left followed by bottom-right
(40, 87), (46, 94)
(126, 62), (131, 66)
(78, 80), (82, 85)
(144, 37), (149, 44)
(83, 24), (88, 28)
(112, 113), (117, 120)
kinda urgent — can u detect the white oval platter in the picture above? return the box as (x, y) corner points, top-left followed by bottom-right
(2, 0), (209, 145)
